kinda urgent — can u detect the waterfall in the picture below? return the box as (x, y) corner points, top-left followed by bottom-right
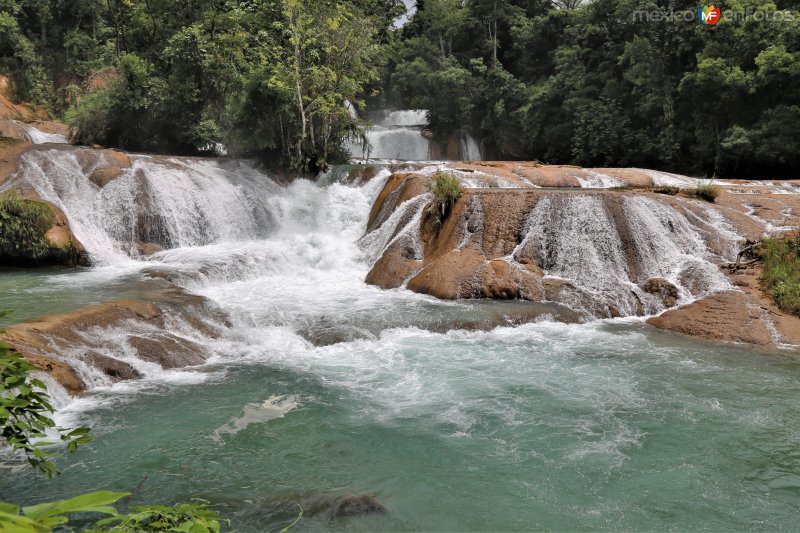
(511, 195), (646, 315)
(348, 108), (483, 162)
(344, 99), (358, 120)
(355, 127), (432, 161)
(460, 134), (481, 161)
(16, 120), (69, 144)
(8, 149), (317, 264)
(364, 188), (738, 317)
(507, 194), (734, 315)
(350, 109), (431, 161)
(378, 110), (428, 126)
(4, 147), (395, 393)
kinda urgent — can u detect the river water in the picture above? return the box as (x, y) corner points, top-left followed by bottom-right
(1, 150), (799, 531)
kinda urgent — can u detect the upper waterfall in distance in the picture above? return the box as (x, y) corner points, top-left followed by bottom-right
(348, 108), (481, 162)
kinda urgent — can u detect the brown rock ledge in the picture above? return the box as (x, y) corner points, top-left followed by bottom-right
(1, 296), (223, 394)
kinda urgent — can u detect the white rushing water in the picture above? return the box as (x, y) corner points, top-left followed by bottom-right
(11, 150), (283, 264)
(349, 108), (481, 161)
(5, 148), (742, 400)
(352, 126), (432, 160)
(506, 195), (733, 316)
(15, 121), (69, 144)
(575, 170), (623, 188)
(378, 109), (428, 126)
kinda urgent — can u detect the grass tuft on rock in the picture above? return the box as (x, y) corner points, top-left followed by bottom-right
(762, 233), (800, 316)
(426, 171), (462, 225)
(685, 180), (721, 202)
(0, 136), (24, 147)
(652, 185), (680, 195)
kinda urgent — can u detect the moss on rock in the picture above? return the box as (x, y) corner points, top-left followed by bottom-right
(0, 192), (85, 266)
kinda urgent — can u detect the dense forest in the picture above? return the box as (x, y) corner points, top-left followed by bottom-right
(388, 0), (800, 178)
(1, 0), (799, 177)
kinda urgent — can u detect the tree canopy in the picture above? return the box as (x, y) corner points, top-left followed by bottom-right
(1, 0), (404, 171)
(385, 0), (800, 178)
(2, 0), (799, 177)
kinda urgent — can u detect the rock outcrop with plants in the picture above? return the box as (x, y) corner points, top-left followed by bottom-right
(361, 162), (800, 348)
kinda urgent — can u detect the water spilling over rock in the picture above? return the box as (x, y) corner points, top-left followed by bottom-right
(348, 109), (482, 161)
(360, 163), (800, 322)
(3, 150), (800, 399)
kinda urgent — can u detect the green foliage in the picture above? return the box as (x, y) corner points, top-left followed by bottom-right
(64, 90), (112, 146)
(0, 490), (127, 531)
(2, 0), (393, 170)
(762, 234), (800, 316)
(0, 136), (24, 146)
(0, 313), (92, 477)
(0, 492), (227, 532)
(0, 191), (56, 262)
(426, 171), (462, 225)
(685, 180), (721, 203)
(386, 0), (800, 178)
(95, 499), (227, 533)
(228, 0), (381, 170)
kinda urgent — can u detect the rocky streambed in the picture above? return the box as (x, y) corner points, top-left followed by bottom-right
(1, 147), (800, 395)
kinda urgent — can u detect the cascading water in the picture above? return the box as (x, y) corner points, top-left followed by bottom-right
(15, 120), (69, 144)
(378, 109), (428, 126)
(349, 109), (482, 161)
(460, 134), (482, 161)
(349, 109), (431, 161)
(3, 149), (799, 532)
(514, 194), (733, 309)
(10, 149), (282, 264)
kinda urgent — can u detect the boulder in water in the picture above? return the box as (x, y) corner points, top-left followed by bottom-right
(641, 278), (679, 308)
(362, 164), (755, 322)
(648, 290), (775, 345)
(84, 351), (143, 381)
(0, 196), (88, 267)
(89, 167), (123, 187)
(127, 334), (206, 369)
(132, 241), (164, 257)
(87, 149), (131, 187)
(329, 494), (387, 517)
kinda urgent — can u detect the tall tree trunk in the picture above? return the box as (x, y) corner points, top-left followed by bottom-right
(292, 6), (307, 163)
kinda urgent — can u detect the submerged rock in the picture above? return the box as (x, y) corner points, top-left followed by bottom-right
(272, 493), (387, 521)
(84, 351), (143, 381)
(87, 149), (132, 188)
(127, 334), (206, 369)
(327, 494), (387, 517)
(132, 241), (164, 257)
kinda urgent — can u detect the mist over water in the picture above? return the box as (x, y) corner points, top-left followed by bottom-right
(2, 150), (800, 531)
